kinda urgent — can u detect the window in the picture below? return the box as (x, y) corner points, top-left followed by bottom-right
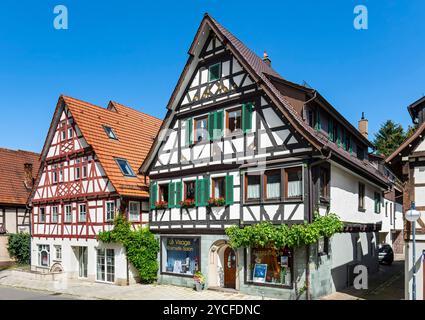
(358, 183), (365, 211)
(59, 164), (64, 182)
(184, 181), (196, 200)
(52, 165), (58, 184)
(68, 128), (73, 139)
(307, 110), (314, 127)
(226, 108), (242, 134)
(115, 158), (135, 177)
(82, 158), (88, 178)
(319, 166), (330, 200)
(245, 175), (261, 201)
(345, 134), (351, 152)
(318, 237), (329, 256)
(106, 201), (115, 222)
(65, 205), (72, 223)
(159, 184), (169, 202)
(212, 177), (225, 199)
(194, 116), (208, 143)
(332, 125), (338, 143)
(162, 237), (200, 276)
(78, 247), (88, 278)
(75, 159), (81, 180)
(103, 126), (118, 140)
(129, 201), (140, 222)
(52, 206), (59, 223)
(247, 247), (293, 286)
(38, 245), (50, 267)
(264, 170), (281, 200)
(357, 146), (365, 160)
(208, 63), (221, 82)
(61, 129), (66, 141)
(39, 208), (45, 223)
(390, 203), (393, 225)
(79, 204), (87, 223)
(385, 202), (388, 217)
(97, 248), (115, 283)
(374, 192), (381, 214)
(284, 167), (303, 200)
(54, 245), (62, 260)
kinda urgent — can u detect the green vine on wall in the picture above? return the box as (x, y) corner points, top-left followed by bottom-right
(225, 213), (344, 249)
(98, 214), (159, 284)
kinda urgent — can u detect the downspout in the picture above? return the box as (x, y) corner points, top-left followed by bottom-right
(26, 203), (32, 269)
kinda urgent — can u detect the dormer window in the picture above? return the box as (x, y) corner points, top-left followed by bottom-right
(115, 158), (135, 177)
(208, 63), (221, 82)
(103, 126), (118, 140)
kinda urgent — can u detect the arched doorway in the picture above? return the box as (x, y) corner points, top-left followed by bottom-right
(223, 247), (236, 289)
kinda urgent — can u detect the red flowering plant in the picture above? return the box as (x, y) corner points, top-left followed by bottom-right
(207, 197), (226, 207)
(179, 198), (195, 209)
(193, 271), (205, 284)
(154, 201), (168, 209)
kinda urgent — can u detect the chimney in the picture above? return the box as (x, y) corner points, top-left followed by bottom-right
(24, 163), (34, 189)
(263, 51), (271, 67)
(358, 112), (368, 139)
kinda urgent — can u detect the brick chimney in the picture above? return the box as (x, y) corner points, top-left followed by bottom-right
(263, 51), (271, 67)
(358, 112), (368, 139)
(24, 163), (34, 189)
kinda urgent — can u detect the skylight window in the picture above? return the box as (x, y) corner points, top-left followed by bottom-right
(115, 158), (135, 177)
(103, 126), (118, 140)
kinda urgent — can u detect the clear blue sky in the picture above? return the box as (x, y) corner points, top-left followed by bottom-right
(1, 0), (424, 153)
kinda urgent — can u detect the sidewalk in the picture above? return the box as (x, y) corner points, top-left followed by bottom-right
(0, 269), (271, 300)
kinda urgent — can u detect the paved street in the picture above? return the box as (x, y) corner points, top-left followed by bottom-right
(0, 286), (75, 300)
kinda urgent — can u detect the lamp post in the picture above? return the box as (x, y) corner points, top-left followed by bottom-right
(405, 202), (421, 300)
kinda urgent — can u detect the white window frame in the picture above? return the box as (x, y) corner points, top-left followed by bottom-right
(54, 245), (62, 261)
(39, 207), (46, 223)
(52, 206), (59, 223)
(106, 201), (115, 222)
(129, 201), (140, 222)
(79, 204), (87, 223)
(82, 158), (88, 178)
(96, 248), (115, 283)
(68, 127), (73, 139)
(75, 159), (81, 180)
(65, 205), (72, 223)
(52, 165), (58, 184)
(38, 244), (50, 267)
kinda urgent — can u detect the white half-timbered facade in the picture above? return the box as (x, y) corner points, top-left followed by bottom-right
(141, 14), (397, 299)
(29, 96), (161, 285)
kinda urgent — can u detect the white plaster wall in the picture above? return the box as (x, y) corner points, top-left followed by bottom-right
(405, 240), (425, 300)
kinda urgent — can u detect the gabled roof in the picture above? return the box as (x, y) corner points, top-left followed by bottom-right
(408, 95), (425, 122)
(0, 148), (40, 206)
(37, 95), (162, 199)
(140, 13), (390, 187)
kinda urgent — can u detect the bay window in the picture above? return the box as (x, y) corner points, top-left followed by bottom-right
(285, 167), (302, 200)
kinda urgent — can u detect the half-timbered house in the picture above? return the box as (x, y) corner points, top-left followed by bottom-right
(0, 148), (39, 262)
(29, 95), (162, 285)
(140, 14), (398, 299)
(386, 95), (425, 300)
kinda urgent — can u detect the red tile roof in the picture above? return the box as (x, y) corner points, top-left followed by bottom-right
(61, 96), (162, 198)
(0, 148), (40, 206)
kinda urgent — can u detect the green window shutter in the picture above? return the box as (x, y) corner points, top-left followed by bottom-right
(215, 110), (224, 140)
(315, 110), (321, 131)
(204, 178), (210, 206)
(242, 103), (253, 133)
(225, 175), (234, 205)
(195, 179), (202, 206)
(336, 126), (340, 146)
(175, 181), (182, 208)
(185, 119), (193, 146)
(168, 182), (175, 208)
(342, 129), (346, 150)
(150, 183), (157, 209)
(208, 113), (215, 141)
(349, 138), (353, 153)
(328, 118), (333, 141)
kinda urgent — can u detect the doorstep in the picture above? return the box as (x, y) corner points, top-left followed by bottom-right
(208, 286), (239, 294)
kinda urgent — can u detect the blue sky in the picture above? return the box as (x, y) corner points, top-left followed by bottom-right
(0, 0), (424, 153)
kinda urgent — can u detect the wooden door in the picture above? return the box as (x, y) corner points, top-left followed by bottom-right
(224, 247), (236, 289)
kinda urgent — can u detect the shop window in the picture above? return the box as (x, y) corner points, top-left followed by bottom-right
(162, 237), (200, 276)
(226, 108), (242, 134)
(38, 244), (50, 267)
(247, 247), (293, 286)
(194, 116), (208, 143)
(284, 167), (303, 200)
(184, 181), (196, 200)
(245, 175), (261, 201)
(264, 170), (281, 200)
(212, 177), (225, 199)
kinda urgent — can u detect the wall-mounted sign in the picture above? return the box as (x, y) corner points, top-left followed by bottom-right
(166, 238), (196, 252)
(253, 264), (268, 283)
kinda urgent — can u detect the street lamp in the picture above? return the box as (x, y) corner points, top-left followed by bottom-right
(405, 202), (421, 300)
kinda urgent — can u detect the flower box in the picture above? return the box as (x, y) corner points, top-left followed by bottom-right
(155, 201), (168, 210)
(207, 197), (226, 207)
(179, 199), (196, 209)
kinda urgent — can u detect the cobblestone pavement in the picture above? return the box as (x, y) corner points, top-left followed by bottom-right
(0, 269), (272, 300)
(321, 257), (404, 300)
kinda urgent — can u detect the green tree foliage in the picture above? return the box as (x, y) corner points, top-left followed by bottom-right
(373, 120), (408, 157)
(7, 233), (31, 264)
(98, 215), (159, 284)
(225, 214), (344, 249)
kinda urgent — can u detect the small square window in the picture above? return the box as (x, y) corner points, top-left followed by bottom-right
(208, 63), (221, 82)
(103, 126), (118, 140)
(115, 158), (135, 177)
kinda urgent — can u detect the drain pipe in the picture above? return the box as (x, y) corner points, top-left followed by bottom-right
(305, 147), (332, 300)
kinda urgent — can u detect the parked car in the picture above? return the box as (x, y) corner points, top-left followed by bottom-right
(378, 244), (394, 265)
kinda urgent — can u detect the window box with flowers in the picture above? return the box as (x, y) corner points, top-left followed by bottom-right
(155, 201), (168, 210)
(193, 271), (205, 291)
(207, 197), (226, 207)
(179, 199), (196, 209)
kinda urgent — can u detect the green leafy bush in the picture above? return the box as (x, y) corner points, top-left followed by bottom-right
(7, 233), (31, 264)
(226, 213), (344, 249)
(98, 215), (159, 284)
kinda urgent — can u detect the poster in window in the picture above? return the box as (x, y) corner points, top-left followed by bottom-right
(252, 264), (268, 283)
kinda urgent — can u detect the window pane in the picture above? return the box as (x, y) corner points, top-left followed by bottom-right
(213, 178), (225, 198)
(195, 118), (208, 142)
(209, 63), (220, 82)
(185, 181), (196, 200)
(116, 159), (135, 176)
(97, 249), (105, 281)
(266, 172), (281, 199)
(228, 109), (242, 133)
(286, 168), (302, 198)
(163, 238), (200, 275)
(247, 175), (260, 199)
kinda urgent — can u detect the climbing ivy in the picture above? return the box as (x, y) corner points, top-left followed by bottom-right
(225, 213), (344, 249)
(98, 214), (159, 284)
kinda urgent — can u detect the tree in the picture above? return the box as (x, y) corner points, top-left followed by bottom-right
(373, 120), (407, 157)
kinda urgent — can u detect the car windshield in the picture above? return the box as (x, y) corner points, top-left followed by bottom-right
(379, 245), (391, 253)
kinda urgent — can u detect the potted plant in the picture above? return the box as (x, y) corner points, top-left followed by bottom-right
(207, 197), (226, 207)
(179, 198), (195, 209)
(193, 271), (205, 291)
(155, 201), (168, 209)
